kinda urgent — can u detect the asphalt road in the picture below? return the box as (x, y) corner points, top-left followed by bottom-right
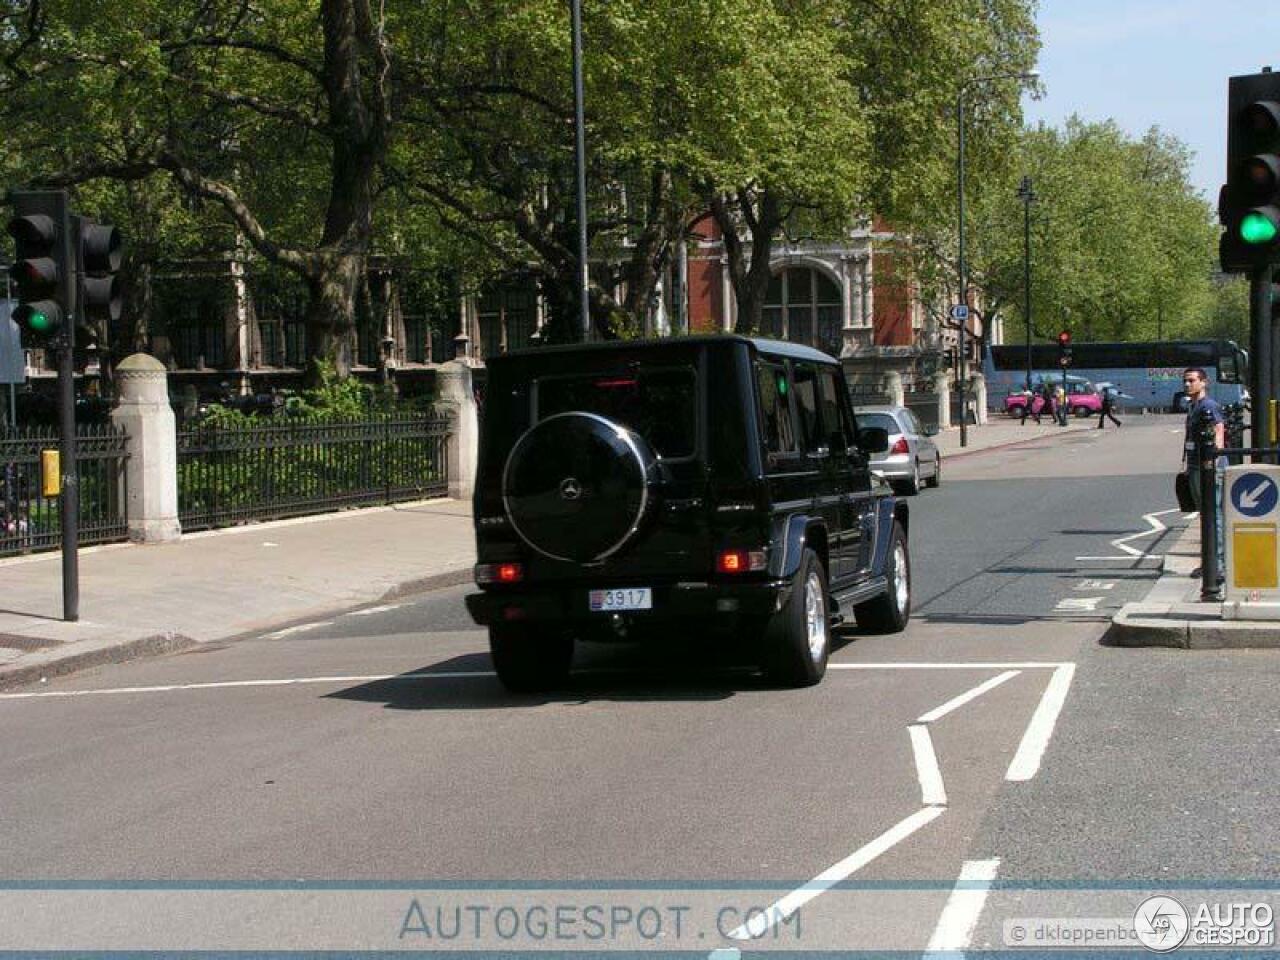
(2, 415), (1276, 955)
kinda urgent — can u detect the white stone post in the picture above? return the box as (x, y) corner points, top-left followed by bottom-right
(435, 359), (479, 500)
(933, 371), (952, 430)
(111, 353), (180, 543)
(971, 371), (988, 425)
(884, 370), (905, 407)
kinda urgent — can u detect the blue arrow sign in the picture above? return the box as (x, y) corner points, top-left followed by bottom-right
(1231, 472), (1279, 518)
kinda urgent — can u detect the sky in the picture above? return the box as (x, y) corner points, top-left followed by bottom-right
(1023, 0), (1278, 203)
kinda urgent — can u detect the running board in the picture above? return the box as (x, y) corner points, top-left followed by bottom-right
(831, 576), (889, 618)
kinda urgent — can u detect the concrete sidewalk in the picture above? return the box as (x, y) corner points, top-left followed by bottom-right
(0, 416), (1097, 690)
(1107, 520), (1280, 648)
(0, 498), (475, 689)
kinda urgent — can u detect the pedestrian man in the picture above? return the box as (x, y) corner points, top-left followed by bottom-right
(1097, 385), (1122, 429)
(1182, 366), (1225, 581)
(1038, 381), (1056, 425)
(1019, 383), (1038, 425)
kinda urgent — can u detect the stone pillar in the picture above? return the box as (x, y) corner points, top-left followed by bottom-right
(884, 370), (905, 407)
(971, 371), (988, 425)
(435, 359), (479, 500)
(111, 353), (180, 543)
(933, 370), (952, 430)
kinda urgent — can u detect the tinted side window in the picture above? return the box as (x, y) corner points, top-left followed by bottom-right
(756, 361), (797, 455)
(792, 362), (824, 453)
(818, 367), (850, 451)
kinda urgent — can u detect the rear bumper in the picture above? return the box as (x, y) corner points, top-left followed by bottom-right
(869, 454), (913, 480)
(465, 579), (788, 629)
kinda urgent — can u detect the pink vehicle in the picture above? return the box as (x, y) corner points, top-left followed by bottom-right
(1004, 381), (1103, 419)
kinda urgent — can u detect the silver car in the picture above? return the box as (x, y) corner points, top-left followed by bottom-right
(854, 405), (941, 495)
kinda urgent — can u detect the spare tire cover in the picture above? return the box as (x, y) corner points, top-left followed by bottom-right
(503, 411), (658, 562)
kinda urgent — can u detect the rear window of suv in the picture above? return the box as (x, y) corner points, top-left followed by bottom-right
(535, 367), (698, 459)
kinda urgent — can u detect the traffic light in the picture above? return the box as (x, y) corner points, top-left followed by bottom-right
(6, 190), (72, 349)
(1220, 70), (1280, 272)
(74, 215), (122, 329)
(1057, 329), (1072, 367)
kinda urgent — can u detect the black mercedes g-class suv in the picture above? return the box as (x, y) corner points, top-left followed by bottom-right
(465, 335), (911, 691)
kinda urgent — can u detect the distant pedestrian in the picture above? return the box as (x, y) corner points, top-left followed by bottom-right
(1019, 384), (1038, 425)
(1097, 386), (1122, 428)
(1038, 382), (1055, 425)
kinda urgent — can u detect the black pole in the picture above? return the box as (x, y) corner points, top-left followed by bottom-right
(570, 0), (590, 343)
(1251, 266), (1273, 461)
(56, 197), (78, 621)
(1198, 413), (1220, 600)
(1019, 176), (1034, 389)
(956, 93), (968, 447)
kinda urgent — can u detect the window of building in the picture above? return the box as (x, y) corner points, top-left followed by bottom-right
(763, 266), (843, 355)
(477, 281), (537, 359)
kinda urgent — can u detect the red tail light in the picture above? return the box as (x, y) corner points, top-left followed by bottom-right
(475, 562), (524, 584)
(890, 436), (909, 455)
(716, 549), (767, 574)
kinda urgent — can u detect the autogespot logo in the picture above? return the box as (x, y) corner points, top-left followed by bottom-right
(1134, 895), (1190, 952)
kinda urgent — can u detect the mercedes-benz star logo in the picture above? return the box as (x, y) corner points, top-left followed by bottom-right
(559, 477), (583, 501)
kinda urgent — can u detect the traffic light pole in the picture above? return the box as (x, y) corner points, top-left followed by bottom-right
(55, 199), (78, 622)
(1252, 266), (1274, 462)
(57, 328), (78, 621)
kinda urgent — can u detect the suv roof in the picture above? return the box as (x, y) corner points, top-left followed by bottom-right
(499, 334), (838, 366)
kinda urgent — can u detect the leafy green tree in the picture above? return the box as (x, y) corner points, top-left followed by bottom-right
(956, 119), (1218, 350)
(0, 0), (393, 381)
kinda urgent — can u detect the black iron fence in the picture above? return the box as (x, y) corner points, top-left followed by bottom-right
(0, 426), (129, 557)
(177, 416), (452, 530)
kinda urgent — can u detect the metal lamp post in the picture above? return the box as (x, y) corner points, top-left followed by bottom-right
(570, 0), (591, 342)
(956, 69), (1039, 446)
(1017, 175), (1037, 391)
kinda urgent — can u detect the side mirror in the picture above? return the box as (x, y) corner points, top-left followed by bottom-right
(857, 426), (889, 454)
(923, 424), (940, 437)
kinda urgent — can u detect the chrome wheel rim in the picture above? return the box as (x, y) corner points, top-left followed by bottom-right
(803, 570), (827, 663)
(893, 542), (909, 613)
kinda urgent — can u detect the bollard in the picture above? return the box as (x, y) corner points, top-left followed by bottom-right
(1198, 412), (1221, 600)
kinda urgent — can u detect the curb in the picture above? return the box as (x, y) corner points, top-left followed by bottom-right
(0, 565), (474, 691)
(938, 423), (1095, 461)
(1105, 521), (1280, 649)
(0, 632), (198, 691)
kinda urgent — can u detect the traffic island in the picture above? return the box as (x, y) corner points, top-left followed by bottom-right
(1105, 519), (1280, 649)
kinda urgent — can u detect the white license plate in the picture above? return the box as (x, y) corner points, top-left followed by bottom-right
(588, 588), (653, 612)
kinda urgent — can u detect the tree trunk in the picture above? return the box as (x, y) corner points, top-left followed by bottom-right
(711, 189), (782, 335)
(304, 255), (363, 382)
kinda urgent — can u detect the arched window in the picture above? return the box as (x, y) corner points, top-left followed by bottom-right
(762, 267), (843, 356)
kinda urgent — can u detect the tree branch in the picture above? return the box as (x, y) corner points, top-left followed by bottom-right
(157, 152), (312, 276)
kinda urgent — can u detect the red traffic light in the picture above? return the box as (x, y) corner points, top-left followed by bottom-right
(1057, 330), (1071, 346)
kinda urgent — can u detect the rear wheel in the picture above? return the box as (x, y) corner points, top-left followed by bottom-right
(1073, 405), (1090, 418)
(892, 464), (920, 496)
(489, 624), (574, 693)
(760, 549), (829, 687)
(854, 521), (910, 633)
(1008, 404), (1026, 420)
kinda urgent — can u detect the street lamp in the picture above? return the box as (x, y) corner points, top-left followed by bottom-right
(956, 69), (1039, 446)
(570, 0), (590, 342)
(1017, 175), (1037, 391)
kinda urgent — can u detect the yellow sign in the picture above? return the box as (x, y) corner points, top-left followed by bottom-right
(1232, 523), (1278, 590)
(40, 449), (60, 497)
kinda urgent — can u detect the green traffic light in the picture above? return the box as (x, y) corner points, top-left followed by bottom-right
(28, 310), (54, 332)
(1241, 211), (1279, 244)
